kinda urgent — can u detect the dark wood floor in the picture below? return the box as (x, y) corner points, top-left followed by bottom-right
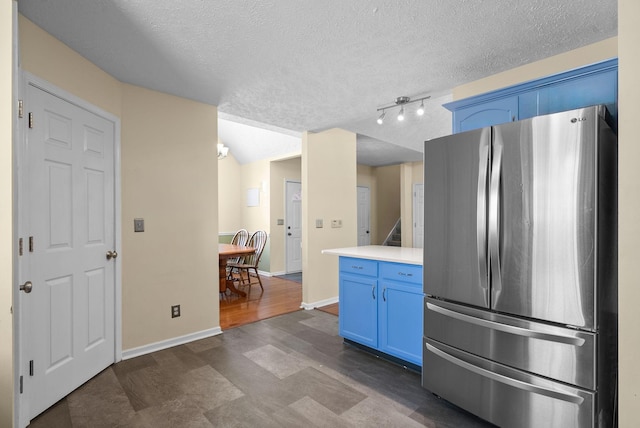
(219, 274), (303, 330)
(30, 309), (492, 428)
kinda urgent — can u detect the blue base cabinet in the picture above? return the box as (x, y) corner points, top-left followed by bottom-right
(339, 257), (423, 367)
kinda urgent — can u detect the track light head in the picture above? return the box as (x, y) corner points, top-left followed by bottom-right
(417, 100), (425, 116)
(397, 106), (405, 121)
(377, 110), (386, 125)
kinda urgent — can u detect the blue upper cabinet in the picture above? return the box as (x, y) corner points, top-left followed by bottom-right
(455, 97), (518, 133)
(445, 59), (618, 133)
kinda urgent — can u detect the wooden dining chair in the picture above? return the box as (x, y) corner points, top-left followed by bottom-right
(225, 229), (249, 280)
(228, 230), (268, 291)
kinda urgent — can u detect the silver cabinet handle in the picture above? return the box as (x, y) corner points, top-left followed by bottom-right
(383, 288), (386, 302)
(426, 302), (585, 346)
(371, 285), (375, 300)
(426, 343), (584, 404)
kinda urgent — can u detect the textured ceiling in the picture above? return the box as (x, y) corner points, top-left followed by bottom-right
(18, 0), (617, 165)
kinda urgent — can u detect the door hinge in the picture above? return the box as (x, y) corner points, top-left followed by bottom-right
(20, 376), (23, 394)
(28, 112), (34, 129)
(19, 238), (23, 256)
(18, 99), (23, 118)
(29, 360), (34, 376)
(29, 236), (34, 253)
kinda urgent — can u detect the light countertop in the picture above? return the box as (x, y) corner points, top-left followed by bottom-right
(322, 245), (423, 265)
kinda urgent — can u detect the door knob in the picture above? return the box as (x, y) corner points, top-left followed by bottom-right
(288, 233), (292, 236)
(106, 250), (118, 260)
(20, 281), (33, 294)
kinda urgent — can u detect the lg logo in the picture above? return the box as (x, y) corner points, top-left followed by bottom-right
(571, 117), (587, 123)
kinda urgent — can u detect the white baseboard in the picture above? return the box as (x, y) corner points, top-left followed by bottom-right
(267, 270), (286, 276)
(300, 296), (339, 310)
(122, 326), (223, 360)
(257, 269), (274, 277)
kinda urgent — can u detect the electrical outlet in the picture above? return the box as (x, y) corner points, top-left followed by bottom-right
(171, 304), (180, 318)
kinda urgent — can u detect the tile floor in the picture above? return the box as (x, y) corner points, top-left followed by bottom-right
(30, 310), (493, 428)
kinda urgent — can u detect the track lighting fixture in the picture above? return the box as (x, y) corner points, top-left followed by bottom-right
(376, 95), (430, 124)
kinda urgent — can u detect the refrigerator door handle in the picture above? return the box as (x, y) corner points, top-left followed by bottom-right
(425, 343), (585, 404)
(426, 302), (586, 346)
(489, 127), (504, 301)
(476, 128), (491, 305)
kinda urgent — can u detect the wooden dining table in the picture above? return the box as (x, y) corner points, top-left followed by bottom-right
(219, 243), (255, 297)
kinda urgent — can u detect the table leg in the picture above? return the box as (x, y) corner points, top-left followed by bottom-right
(219, 257), (246, 297)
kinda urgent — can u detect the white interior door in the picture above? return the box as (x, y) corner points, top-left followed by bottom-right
(413, 183), (424, 248)
(357, 186), (370, 246)
(285, 181), (302, 273)
(24, 82), (116, 420)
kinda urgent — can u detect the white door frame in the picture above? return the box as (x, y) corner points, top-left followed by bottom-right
(15, 72), (122, 428)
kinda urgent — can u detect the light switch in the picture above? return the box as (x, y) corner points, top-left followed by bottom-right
(277, 219), (284, 225)
(315, 219), (323, 228)
(331, 219), (343, 228)
(134, 218), (144, 232)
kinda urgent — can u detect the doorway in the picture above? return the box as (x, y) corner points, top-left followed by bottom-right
(285, 180), (302, 273)
(18, 75), (120, 423)
(357, 186), (371, 246)
(413, 183), (424, 248)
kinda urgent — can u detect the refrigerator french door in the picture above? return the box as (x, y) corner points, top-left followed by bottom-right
(422, 106), (617, 428)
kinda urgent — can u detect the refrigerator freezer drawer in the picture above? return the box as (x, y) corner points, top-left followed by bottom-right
(423, 338), (596, 428)
(425, 298), (596, 389)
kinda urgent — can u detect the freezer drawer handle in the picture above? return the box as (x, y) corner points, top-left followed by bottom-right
(426, 343), (584, 404)
(426, 302), (586, 346)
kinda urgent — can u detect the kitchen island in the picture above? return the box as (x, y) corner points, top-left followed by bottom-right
(322, 245), (423, 369)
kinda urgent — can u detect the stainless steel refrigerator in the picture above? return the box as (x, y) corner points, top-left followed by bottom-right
(422, 105), (617, 428)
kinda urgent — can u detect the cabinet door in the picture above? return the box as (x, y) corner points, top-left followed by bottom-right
(339, 274), (378, 347)
(454, 97), (518, 133)
(378, 281), (423, 366)
(538, 68), (617, 119)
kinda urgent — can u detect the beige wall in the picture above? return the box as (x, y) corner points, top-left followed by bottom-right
(121, 84), (218, 349)
(217, 151), (243, 234)
(375, 165), (401, 245)
(270, 157), (302, 273)
(618, 0), (640, 425)
(1, 3), (14, 427)
(453, 37), (618, 100)
(19, 16), (220, 353)
(400, 161), (423, 248)
(302, 129), (357, 305)
(240, 159), (271, 234)
(19, 16), (122, 117)
(357, 164), (378, 244)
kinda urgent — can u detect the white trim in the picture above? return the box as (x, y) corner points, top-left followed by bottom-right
(257, 269), (274, 277)
(300, 296), (339, 310)
(12, 3), (25, 427)
(269, 270), (286, 276)
(122, 327), (223, 360)
(218, 232), (236, 237)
